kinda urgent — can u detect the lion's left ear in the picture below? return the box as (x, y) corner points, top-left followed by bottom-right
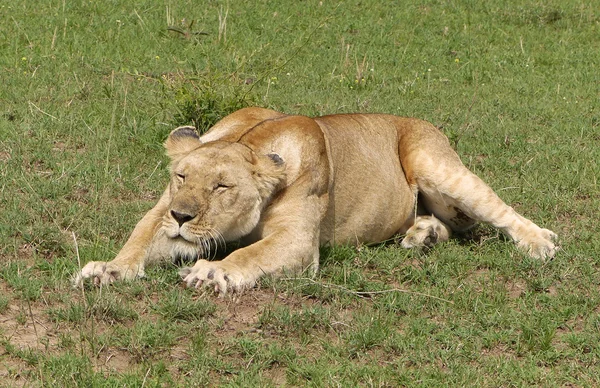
(267, 152), (284, 166)
(253, 152), (286, 198)
(164, 126), (201, 159)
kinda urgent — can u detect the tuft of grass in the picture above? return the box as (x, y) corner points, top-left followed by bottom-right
(172, 78), (254, 133)
(343, 311), (393, 357)
(0, 295), (9, 315)
(151, 288), (216, 322)
(47, 303), (85, 324)
(258, 304), (333, 336)
(0, 261), (44, 301)
(84, 291), (139, 324)
(113, 320), (177, 362)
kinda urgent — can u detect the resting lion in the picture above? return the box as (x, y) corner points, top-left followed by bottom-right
(73, 107), (558, 294)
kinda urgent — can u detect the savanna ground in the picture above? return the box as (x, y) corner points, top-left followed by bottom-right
(1, 0), (599, 386)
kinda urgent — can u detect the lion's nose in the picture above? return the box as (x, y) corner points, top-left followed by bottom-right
(171, 210), (195, 226)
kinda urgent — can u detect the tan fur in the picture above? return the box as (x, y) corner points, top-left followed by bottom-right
(73, 107), (558, 294)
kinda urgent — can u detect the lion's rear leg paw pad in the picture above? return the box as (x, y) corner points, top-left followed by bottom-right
(517, 228), (559, 260)
(401, 215), (452, 249)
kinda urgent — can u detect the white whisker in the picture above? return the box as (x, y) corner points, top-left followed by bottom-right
(204, 238), (211, 258)
(205, 230), (214, 256)
(212, 228), (226, 249)
(207, 229), (218, 260)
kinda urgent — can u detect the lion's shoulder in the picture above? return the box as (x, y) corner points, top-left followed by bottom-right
(199, 107), (288, 143)
(194, 108), (328, 188)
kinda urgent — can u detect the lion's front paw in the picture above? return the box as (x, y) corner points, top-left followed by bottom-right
(72, 261), (144, 288)
(517, 228), (559, 259)
(179, 259), (252, 296)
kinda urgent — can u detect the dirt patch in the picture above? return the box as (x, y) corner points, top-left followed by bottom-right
(262, 365), (287, 386)
(506, 278), (527, 299)
(96, 349), (134, 374)
(0, 151), (11, 163)
(0, 290), (58, 386)
(0, 300), (59, 352)
(210, 288), (311, 336)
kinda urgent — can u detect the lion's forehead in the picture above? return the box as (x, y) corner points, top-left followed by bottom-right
(181, 167), (248, 182)
(177, 157), (253, 184)
(185, 142), (251, 162)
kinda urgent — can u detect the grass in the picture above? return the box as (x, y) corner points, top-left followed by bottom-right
(1, 0), (599, 386)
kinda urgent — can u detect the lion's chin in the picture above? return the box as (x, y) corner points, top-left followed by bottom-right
(167, 235), (202, 261)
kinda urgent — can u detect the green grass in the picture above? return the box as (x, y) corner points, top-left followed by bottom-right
(1, 0), (599, 386)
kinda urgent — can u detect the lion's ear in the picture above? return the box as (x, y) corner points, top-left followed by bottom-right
(267, 152), (284, 166)
(164, 126), (201, 159)
(253, 152), (286, 198)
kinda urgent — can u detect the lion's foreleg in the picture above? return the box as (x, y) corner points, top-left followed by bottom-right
(181, 233), (319, 294)
(73, 188), (171, 287)
(180, 194), (325, 295)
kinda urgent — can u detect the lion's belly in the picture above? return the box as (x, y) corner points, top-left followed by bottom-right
(320, 173), (414, 245)
(316, 115), (415, 245)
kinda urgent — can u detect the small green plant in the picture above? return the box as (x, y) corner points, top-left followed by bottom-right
(2, 340), (40, 366)
(84, 290), (139, 324)
(0, 261), (43, 301)
(0, 295), (9, 314)
(48, 302), (85, 323)
(344, 312), (393, 356)
(172, 82), (253, 133)
(41, 353), (93, 386)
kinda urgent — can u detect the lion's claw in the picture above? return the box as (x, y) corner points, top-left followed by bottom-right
(72, 261), (144, 288)
(179, 259), (249, 296)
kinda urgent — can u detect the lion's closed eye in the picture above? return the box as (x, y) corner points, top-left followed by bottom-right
(213, 183), (232, 191)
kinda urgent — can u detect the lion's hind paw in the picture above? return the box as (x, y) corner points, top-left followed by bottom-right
(400, 215), (452, 250)
(518, 228), (559, 260)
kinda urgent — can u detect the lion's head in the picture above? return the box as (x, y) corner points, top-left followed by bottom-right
(159, 126), (286, 259)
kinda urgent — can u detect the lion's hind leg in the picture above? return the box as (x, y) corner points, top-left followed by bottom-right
(396, 119), (557, 259)
(401, 215), (452, 250)
(410, 154), (558, 259)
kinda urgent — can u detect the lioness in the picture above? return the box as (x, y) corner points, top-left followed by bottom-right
(74, 107), (558, 294)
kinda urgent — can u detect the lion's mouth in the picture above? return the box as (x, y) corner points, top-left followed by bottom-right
(171, 234), (194, 244)
(164, 225), (216, 250)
